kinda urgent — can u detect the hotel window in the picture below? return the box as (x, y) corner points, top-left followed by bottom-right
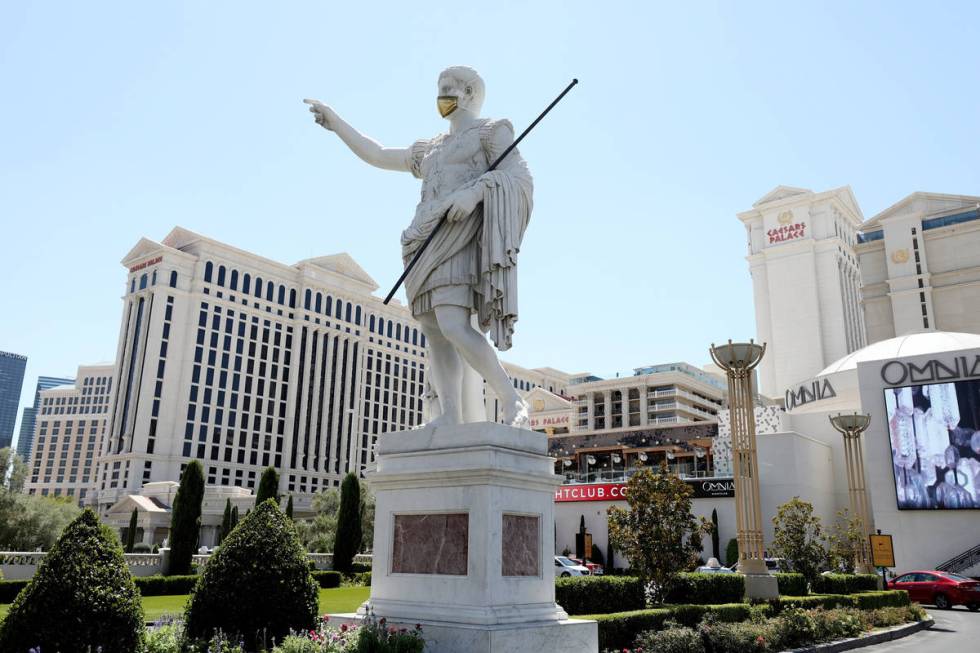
(205, 261), (214, 283)
(169, 270), (178, 287)
(242, 273), (251, 294)
(217, 265), (226, 286)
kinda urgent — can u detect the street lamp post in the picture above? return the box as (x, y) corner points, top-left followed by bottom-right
(829, 413), (874, 574)
(709, 339), (778, 599)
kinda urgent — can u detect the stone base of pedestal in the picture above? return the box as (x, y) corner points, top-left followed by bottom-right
(744, 573), (779, 600)
(359, 421), (586, 640)
(328, 614), (598, 653)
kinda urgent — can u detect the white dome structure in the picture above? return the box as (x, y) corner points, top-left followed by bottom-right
(818, 331), (980, 377)
(786, 331), (980, 414)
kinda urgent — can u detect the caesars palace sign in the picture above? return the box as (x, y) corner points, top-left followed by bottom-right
(555, 479), (735, 503)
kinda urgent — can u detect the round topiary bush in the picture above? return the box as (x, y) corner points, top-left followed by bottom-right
(0, 508), (145, 652)
(184, 498), (319, 648)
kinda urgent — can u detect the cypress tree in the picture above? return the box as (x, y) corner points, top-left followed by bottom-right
(255, 466), (280, 506)
(231, 505), (239, 529)
(126, 507), (138, 553)
(332, 473), (362, 573)
(286, 495), (294, 520)
(711, 508), (721, 560)
(220, 498), (232, 544)
(168, 460), (205, 575)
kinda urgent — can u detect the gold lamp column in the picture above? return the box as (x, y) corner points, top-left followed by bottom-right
(829, 413), (874, 574)
(710, 340), (776, 597)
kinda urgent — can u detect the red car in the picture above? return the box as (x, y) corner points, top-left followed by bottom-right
(569, 558), (604, 575)
(888, 571), (980, 611)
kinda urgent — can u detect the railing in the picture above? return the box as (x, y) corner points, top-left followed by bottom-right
(936, 542), (980, 574)
(560, 466), (715, 484)
(0, 550), (375, 580)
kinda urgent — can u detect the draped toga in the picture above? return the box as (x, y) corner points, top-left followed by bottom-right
(400, 118), (533, 351)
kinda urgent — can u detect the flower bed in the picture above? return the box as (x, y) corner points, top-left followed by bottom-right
(584, 590), (911, 650)
(621, 604), (926, 653)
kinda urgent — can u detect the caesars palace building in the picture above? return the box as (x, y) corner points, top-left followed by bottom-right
(91, 227), (569, 526)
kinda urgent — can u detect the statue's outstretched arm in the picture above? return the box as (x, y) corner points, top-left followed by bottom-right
(304, 99), (412, 172)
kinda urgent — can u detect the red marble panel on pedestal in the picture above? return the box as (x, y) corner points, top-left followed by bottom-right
(501, 514), (540, 576)
(391, 513), (469, 575)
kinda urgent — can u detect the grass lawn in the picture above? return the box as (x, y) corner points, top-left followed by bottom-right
(0, 586), (370, 623)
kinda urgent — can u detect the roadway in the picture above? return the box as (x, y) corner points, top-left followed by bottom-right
(859, 606), (978, 652)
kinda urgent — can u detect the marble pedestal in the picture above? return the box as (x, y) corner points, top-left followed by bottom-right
(339, 421), (597, 653)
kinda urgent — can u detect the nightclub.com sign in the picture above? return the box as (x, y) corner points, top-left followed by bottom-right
(555, 479), (734, 502)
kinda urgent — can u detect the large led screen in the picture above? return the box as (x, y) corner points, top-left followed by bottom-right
(885, 380), (980, 510)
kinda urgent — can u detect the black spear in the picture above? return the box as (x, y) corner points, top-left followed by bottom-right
(383, 78), (578, 305)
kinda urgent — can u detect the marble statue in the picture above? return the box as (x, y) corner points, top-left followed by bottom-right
(305, 66), (533, 428)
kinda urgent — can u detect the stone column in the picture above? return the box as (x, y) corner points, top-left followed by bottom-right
(603, 392), (611, 430)
(709, 340), (777, 599)
(639, 385), (649, 426)
(829, 414), (874, 573)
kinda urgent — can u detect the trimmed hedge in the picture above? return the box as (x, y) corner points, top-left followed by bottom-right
(812, 573), (880, 594)
(771, 590), (909, 613)
(0, 580), (29, 603)
(555, 575), (646, 615)
(775, 572), (808, 597)
(0, 510), (144, 652)
(184, 500), (318, 649)
(133, 574), (199, 597)
(312, 570), (342, 588)
(665, 572), (745, 604)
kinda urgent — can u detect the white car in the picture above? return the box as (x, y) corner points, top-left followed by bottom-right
(554, 556), (591, 577)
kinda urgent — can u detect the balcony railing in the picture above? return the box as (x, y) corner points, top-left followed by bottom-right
(559, 466), (716, 484)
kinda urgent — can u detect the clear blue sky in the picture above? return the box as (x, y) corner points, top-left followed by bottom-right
(2, 2), (979, 441)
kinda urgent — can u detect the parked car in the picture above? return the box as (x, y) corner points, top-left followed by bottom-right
(697, 557), (735, 574)
(554, 556), (591, 577)
(888, 570), (980, 610)
(569, 557), (604, 575)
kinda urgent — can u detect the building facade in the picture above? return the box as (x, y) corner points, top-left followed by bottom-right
(15, 375), (75, 461)
(24, 364), (113, 503)
(739, 186), (867, 398)
(0, 350), (28, 450)
(94, 227), (432, 512)
(856, 192), (980, 342)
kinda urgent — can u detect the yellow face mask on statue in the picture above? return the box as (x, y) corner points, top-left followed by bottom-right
(437, 95), (458, 118)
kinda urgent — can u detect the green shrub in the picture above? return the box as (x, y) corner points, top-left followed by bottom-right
(169, 460), (205, 575)
(634, 624), (705, 653)
(665, 572), (744, 604)
(588, 608), (673, 650)
(869, 605), (925, 627)
(357, 571), (372, 586)
(775, 572), (807, 597)
(256, 466), (280, 506)
(852, 589), (909, 609)
(134, 574), (199, 596)
(312, 570), (342, 588)
(556, 575), (646, 615)
(774, 606), (818, 648)
(725, 538), (738, 567)
(810, 607), (867, 641)
(812, 573), (879, 594)
(184, 499), (318, 649)
(586, 604), (748, 650)
(144, 620), (184, 653)
(698, 619), (774, 653)
(0, 509), (144, 652)
(0, 579), (29, 603)
(333, 473), (363, 574)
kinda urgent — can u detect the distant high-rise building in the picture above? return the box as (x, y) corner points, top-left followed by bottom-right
(25, 365), (113, 504)
(16, 375), (75, 461)
(0, 351), (28, 450)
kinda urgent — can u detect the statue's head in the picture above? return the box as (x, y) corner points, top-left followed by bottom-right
(437, 66), (485, 119)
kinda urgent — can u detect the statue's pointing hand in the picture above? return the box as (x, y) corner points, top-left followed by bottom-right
(303, 99), (337, 131)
